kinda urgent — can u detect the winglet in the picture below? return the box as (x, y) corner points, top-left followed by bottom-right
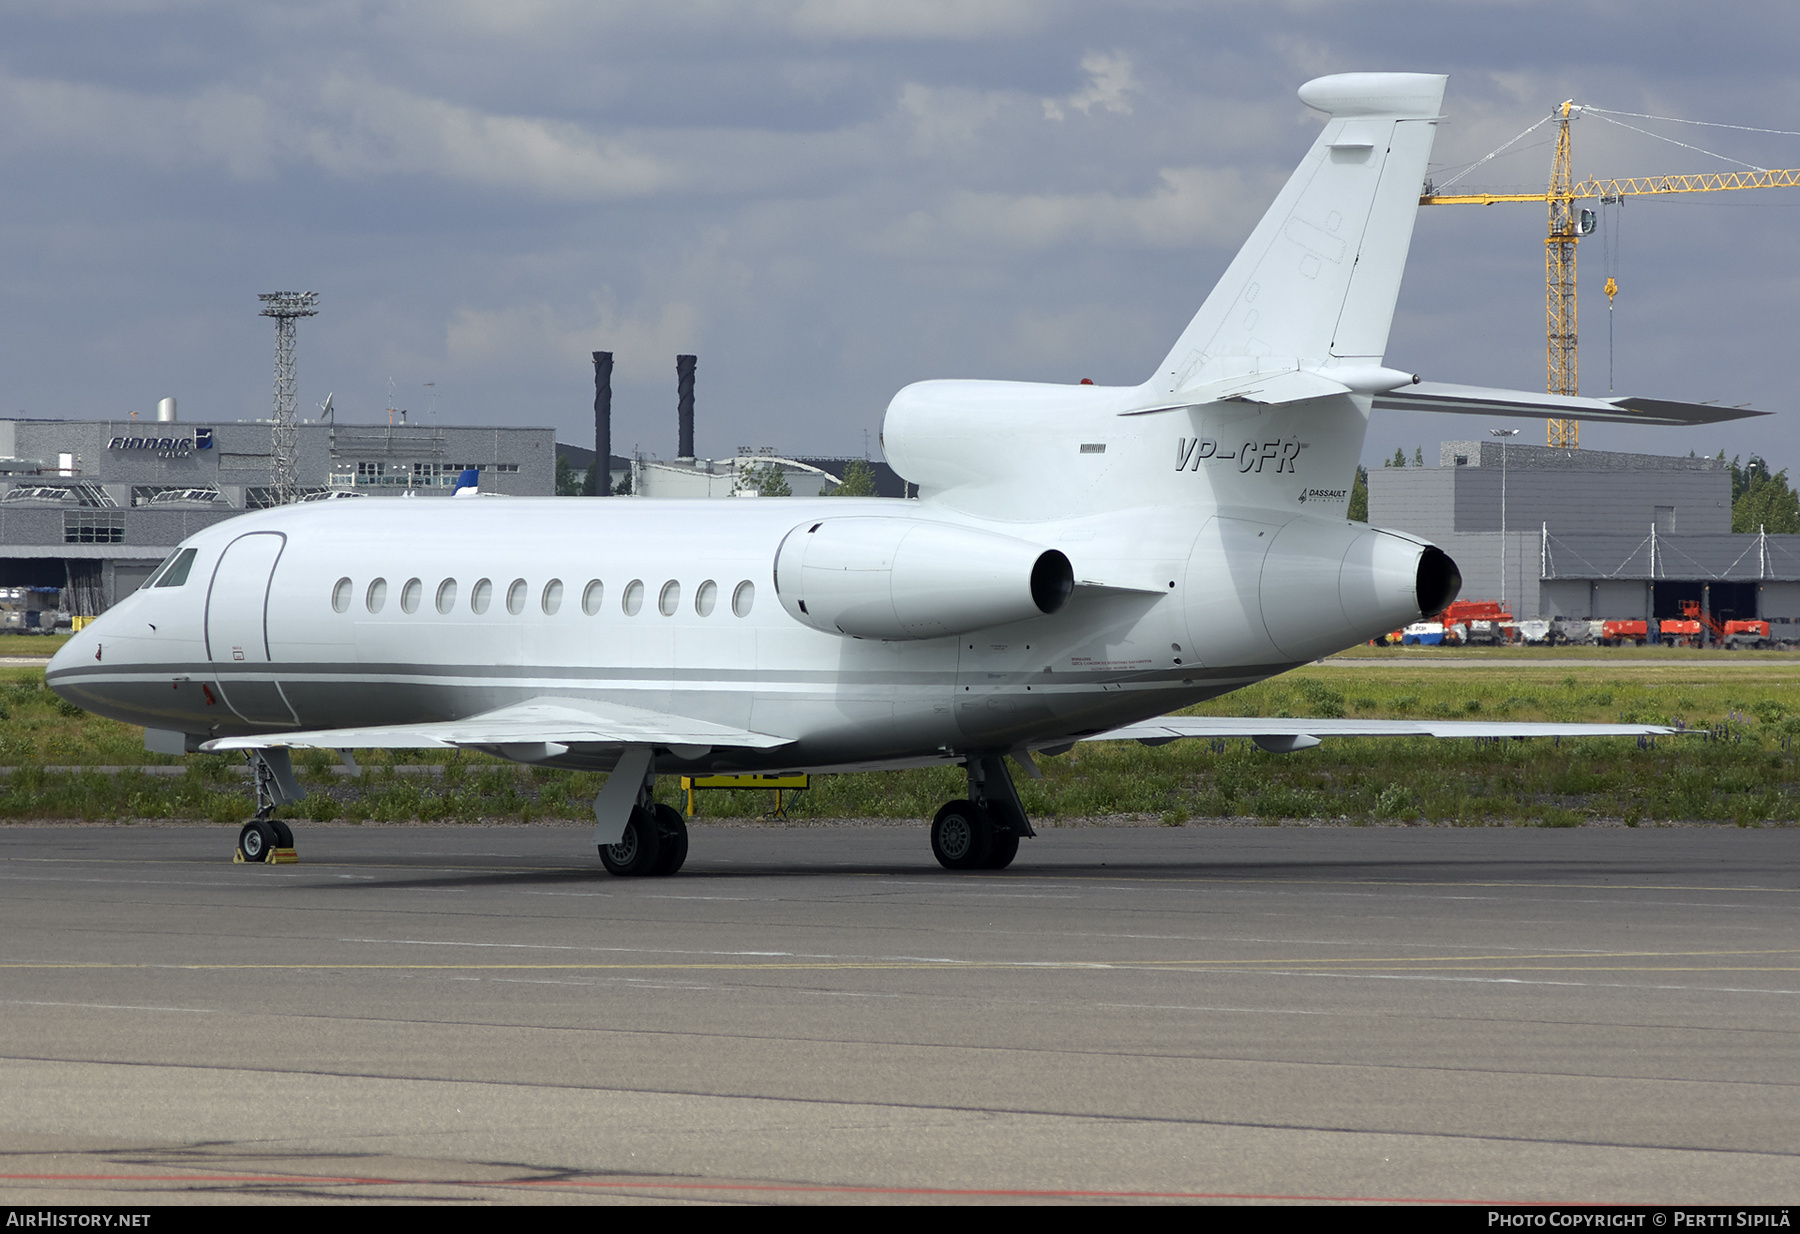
(451, 467), (480, 498)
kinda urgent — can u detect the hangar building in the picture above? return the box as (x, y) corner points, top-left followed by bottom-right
(1368, 439), (1800, 628)
(0, 414), (554, 615)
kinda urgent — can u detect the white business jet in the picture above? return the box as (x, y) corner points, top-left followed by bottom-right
(47, 74), (1751, 874)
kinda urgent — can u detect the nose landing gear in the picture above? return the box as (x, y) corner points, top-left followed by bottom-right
(236, 817), (295, 864)
(233, 748), (302, 864)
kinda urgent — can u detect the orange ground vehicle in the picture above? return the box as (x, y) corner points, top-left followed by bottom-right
(1723, 619), (1772, 649)
(1600, 620), (1648, 647)
(1438, 599), (1515, 645)
(1659, 617), (1704, 647)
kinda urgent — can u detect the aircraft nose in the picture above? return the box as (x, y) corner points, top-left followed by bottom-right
(46, 621), (102, 699)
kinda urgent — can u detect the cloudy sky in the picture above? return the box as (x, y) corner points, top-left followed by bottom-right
(3, 0), (1796, 475)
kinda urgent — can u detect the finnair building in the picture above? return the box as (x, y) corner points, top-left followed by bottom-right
(0, 414), (553, 617)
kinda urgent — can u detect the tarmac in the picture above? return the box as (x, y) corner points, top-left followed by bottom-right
(1, 821), (1797, 1205)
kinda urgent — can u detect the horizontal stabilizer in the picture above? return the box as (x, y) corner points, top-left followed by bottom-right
(1372, 382), (1771, 427)
(1076, 715), (1678, 746)
(201, 697), (794, 756)
(1122, 363), (1422, 414)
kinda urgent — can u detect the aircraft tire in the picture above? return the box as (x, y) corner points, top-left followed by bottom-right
(599, 805), (664, 876)
(237, 820), (278, 863)
(649, 803), (689, 877)
(270, 819), (295, 849)
(983, 828), (1019, 870)
(931, 800), (995, 870)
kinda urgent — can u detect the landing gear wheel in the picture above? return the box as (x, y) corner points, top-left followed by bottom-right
(649, 803), (689, 877)
(931, 800), (995, 871)
(237, 819), (279, 863)
(983, 827), (1019, 870)
(599, 805), (663, 876)
(269, 819), (294, 849)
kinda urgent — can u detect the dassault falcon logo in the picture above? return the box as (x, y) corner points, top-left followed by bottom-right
(1297, 486), (1349, 504)
(1176, 437), (1303, 474)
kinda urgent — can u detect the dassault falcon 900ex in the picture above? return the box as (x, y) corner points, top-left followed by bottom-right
(47, 73), (1757, 874)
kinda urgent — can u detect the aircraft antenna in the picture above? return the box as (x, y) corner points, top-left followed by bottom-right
(259, 291), (319, 504)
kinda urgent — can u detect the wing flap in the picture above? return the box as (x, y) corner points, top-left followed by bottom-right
(201, 697), (794, 754)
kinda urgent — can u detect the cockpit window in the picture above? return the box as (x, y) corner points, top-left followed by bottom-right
(152, 548), (198, 588)
(141, 550), (180, 588)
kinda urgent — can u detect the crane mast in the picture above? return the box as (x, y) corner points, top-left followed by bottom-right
(1420, 103), (1799, 449)
(1545, 102), (1581, 447)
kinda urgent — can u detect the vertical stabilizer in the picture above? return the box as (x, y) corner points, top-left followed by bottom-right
(1153, 73), (1445, 395)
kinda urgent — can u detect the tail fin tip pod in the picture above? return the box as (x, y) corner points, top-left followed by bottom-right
(1155, 71), (1447, 397)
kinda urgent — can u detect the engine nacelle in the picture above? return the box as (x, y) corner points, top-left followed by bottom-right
(775, 517), (1074, 641)
(1184, 514), (1460, 665)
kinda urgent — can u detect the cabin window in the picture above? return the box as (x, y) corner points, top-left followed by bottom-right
(471, 578), (492, 614)
(366, 578), (388, 613)
(152, 548), (198, 589)
(732, 580), (755, 617)
(695, 580), (718, 617)
(622, 579), (644, 616)
(332, 577), (352, 613)
(436, 579), (458, 614)
(658, 580), (680, 616)
(582, 580), (604, 616)
(542, 579), (564, 615)
(506, 579), (527, 615)
(401, 578), (423, 614)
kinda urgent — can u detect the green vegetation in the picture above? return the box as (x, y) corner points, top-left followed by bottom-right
(738, 461), (792, 496)
(0, 634), (69, 656)
(2, 660), (1797, 827)
(554, 452), (584, 496)
(1727, 453), (1800, 534)
(827, 458), (880, 497)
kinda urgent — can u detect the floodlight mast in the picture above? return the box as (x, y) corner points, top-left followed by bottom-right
(258, 291), (319, 505)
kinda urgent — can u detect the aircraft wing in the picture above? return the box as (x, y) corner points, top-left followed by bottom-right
(1371, 382), (1770, 427)
(1074, 715), (1677, 753)
(200, 697), (795, 755)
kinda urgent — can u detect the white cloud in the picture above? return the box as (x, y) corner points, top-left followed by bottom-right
(1043, 51), (1139, 122)
(404, 0), (1051, 42)
(781, 0), (1050, 39)
(446, 296), (703, 383)
(0, 69), (674, 199)
(304, 76), (672, 199)
(0, 72), (279, 179)
(879, 165), (1258, 253)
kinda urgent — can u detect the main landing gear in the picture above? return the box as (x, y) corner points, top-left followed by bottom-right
(929, 754), (1035, 871)
(593, 748), (688, 877)
(598, 801), (689, 878)
(234, 748), (302, 865)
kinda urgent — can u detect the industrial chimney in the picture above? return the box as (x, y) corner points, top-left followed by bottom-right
(593, 351), (613, 497)
(676, 354), (696, 460)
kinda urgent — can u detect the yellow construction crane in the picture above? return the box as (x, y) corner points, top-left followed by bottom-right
(1421, 101), (1800, 448)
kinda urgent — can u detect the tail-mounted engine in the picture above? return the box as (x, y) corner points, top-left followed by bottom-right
(1184, 514), (1461, 665)
(775, 517), (1073, 641)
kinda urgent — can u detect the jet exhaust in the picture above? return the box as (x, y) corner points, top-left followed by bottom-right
(1416, 546), (1462, 617)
